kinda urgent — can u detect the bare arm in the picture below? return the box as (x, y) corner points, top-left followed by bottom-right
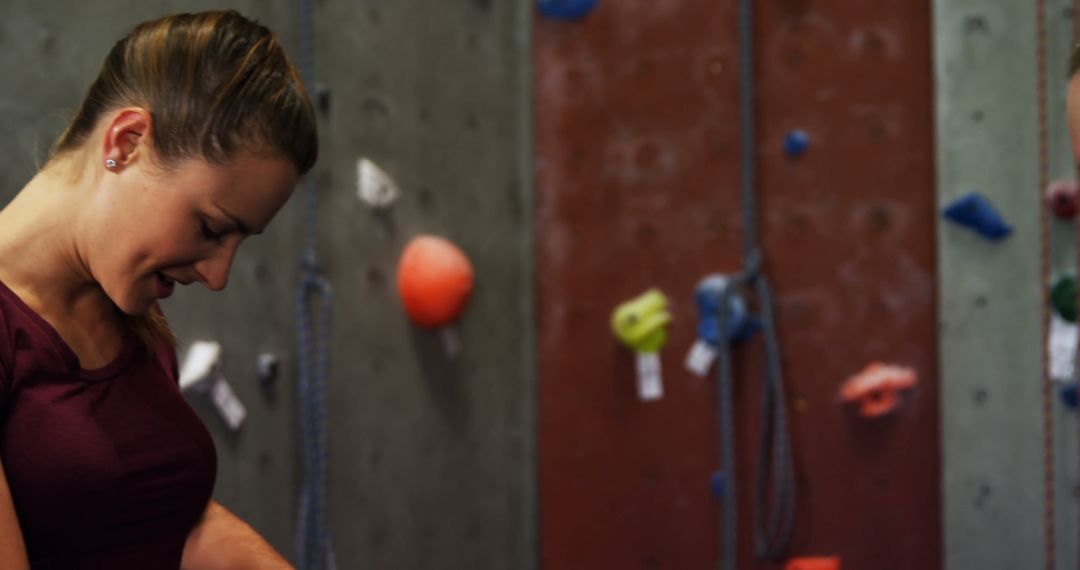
(181, 499), (293, 569)
(0, 459), (30, 569)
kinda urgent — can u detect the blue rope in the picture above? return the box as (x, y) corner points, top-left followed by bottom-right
(295, 0), (336, 567)
(714, 0), (797, 566)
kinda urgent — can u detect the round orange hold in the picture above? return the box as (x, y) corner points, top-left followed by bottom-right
(397, 235), (474, 328)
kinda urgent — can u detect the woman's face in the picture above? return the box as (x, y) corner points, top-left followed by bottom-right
(89, 152), (299, 315)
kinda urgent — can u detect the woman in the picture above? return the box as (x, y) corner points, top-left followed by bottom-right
(0, 10), (316, 568)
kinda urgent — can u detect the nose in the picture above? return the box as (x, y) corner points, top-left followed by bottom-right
(194, 241), (240, 292)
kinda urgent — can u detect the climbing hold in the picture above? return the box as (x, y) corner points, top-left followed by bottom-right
(397, 235), (475, 328)
(694, 274), (759, 347)
(537, 0), (598, 20)
(179, 340), (223, 393)
(1062, 383), (1079, 410)
(1050, 275), (1077, 323)
(612, 289), (672, 353)
(612, 290), (671, 401)
(783, 129), (810, 158)
(942, 192), (1012, 241)
(357, 157), (401, 209)
(840, 363), (917, 418)
(710, 471), (726, 499)
(256, 353), (280, 387)
(785, 557), (841, 570)
(685, 274), (761, 377)
(1045, 179), (1079, 220)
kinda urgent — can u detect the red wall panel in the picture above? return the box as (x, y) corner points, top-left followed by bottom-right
(536, 2), (939, 568)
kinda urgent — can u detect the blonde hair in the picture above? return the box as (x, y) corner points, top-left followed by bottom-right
(51, 10), (318, 346)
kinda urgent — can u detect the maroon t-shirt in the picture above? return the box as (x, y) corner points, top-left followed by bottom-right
(0, 281), (217, 568)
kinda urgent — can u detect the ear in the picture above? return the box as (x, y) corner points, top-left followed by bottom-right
(101, 108), (153, 172)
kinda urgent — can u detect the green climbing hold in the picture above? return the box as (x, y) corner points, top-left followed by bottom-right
(1051, 275), (1078, 323)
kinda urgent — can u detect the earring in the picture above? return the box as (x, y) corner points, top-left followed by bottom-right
(104, 159), (117, 170)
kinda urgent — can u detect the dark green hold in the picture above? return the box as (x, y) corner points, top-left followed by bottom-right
(1051, 275), (1078, 323)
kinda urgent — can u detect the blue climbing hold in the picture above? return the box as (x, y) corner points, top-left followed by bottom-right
(695, 274), (760, 348)
(711, 471), (726, 499)
(537, 0), (598, 20)
(783, 129), (810, 157)
(942, 192), (1012, 241)
(1062, 383), (1078, 410)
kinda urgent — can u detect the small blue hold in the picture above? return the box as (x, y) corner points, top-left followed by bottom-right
(537, 0), (598, 20)
(783, 129), (810, 157)
(695, 274), (759, 348)
(942, 192), (1012, 241)
(710, 471), (726, 499)
(1062, 383), (1078, 410)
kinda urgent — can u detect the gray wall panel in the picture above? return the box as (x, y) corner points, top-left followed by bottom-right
(934, 1), (1046, 568)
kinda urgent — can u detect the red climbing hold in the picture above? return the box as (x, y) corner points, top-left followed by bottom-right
(1045, 179), (1079, 220)
(397, 235), (475, 328)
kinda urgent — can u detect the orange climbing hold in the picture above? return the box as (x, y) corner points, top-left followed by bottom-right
(397, 235), (475, 328)
(785, 556), (841, 570)
(840, 363), (918, 418)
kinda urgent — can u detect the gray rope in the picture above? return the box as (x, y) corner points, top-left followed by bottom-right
(714, 0), (797, 566)
(716, 290), (738, 570)
(295, 0), (337, 567)
(751, 275), (796, 560)
(737, 0), (756, 262)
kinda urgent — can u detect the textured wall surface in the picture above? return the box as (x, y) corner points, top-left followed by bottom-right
(934, 0), (1080, 568)
(0, 1), (534, 568)
(535, 1), (940, 568)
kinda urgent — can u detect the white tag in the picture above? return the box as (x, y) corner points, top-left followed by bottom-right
(210, 378), (247, 431)
(636, 352), (663, 401)
(685, 339), (718, 378)
(441, 326), (461, 358)
(1049, 314), (1078, 383)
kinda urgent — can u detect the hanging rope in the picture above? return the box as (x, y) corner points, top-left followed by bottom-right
(1072, 7), (1080, 570)
(1035, 0), (1056, 568)
(714, 0), (797, 567)
(1072, 8), (1080, 570)
(295, 0), (337, 568)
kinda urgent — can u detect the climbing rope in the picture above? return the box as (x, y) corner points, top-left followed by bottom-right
(1070, 6), (1080, 570)
(713, 0), (797, 567)
(1035, 0), (1056, 568)
(295, 0), (337, 568)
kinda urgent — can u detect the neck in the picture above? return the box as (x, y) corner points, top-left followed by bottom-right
(0, 153), (113, 322)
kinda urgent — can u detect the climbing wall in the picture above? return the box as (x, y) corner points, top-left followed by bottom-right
(535, 2), (940, 568)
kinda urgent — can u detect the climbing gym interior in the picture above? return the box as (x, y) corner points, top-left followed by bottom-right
(1, 0), (1078, 568)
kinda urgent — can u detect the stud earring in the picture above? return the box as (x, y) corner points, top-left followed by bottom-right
(105, 159), (117, 170)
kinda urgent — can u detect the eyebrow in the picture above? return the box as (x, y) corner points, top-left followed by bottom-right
(214, 204), (261, 236)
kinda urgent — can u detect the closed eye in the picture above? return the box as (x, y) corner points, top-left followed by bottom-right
(200, 219), (226, 243)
